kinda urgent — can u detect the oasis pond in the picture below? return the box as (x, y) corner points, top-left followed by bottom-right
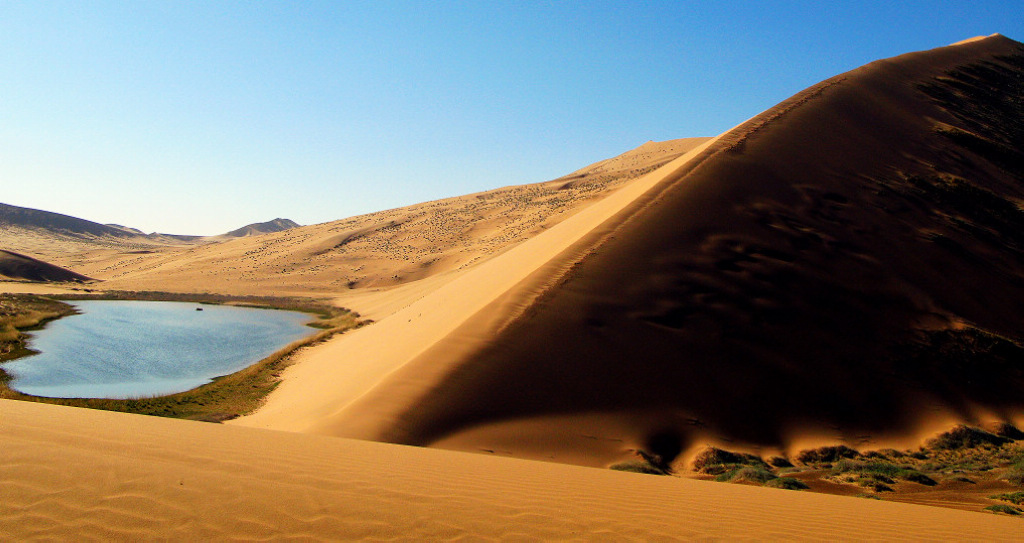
(4, 300), (316, 398)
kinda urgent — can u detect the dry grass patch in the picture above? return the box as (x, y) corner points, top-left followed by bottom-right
(0, 294), (76, 361)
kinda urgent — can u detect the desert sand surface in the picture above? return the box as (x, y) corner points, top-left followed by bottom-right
(1, 138), (709, 308)
(3, 400), (1020, 540)
(234, 33), (1024, 474)
(233, 135), (725, 434)
(4, 34), (1024, 537)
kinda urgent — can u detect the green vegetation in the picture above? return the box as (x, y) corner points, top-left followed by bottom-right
(691, 447), (771, 475)
(1004, 469), (1024, 486)
(609, 459), (670, 476)
(0, 294), (77, 361)
(764, 477), (809, 490)
(795, 445), (859, 465)
(927, 424), (1012, 450)
(830, 459), (937, 489)
(714, 466), (776, 484)
(687, 447), (806, 489)
(984, 504), (1022, 516)
(0, 291), (369, 421)
(657, 424), (1024, 513)
(989, 492), (1024, 505)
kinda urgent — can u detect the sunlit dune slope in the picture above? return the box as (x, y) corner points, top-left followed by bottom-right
(22, 138), (707, 301)
(336, 35), (1024, 461)
(3, 400), (1020, 540)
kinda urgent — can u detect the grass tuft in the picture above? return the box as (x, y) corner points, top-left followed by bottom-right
(0, 295), (77, 360)
(796, 445), (859, 465)
(1003, 469), (1024, 486)
(830, 459), (937, 487)
(764, 477), (808, 490)
(991, 423), (1024, 441)
(989, 492), (1024, 505)
(609, 460), (669, 476)
(692, 447), (769, 474)
(927, 425), (1011, 450)
(984, 504), (1022, 516)
(716, 466), (776, 484)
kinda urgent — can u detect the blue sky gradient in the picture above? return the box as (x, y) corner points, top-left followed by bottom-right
(2, 1), (1022, 234)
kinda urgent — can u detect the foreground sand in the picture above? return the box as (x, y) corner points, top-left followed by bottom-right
(4, 35), (1024, 537)
(2, 400), (1020, 540)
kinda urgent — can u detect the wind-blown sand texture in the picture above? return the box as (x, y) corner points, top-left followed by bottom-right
(238, 34), (1024, 468)
(3, 36), (1024, 538)
(3, 400), (1021, 540)
(1, 138), (709, 305)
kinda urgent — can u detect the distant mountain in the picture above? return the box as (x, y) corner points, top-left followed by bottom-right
(0, 202), (137, 239)
(1, 202), (296, 244)
(0, 250), (93, 283)
(104, 224), (145, 236)
(222, 218), (300, 238)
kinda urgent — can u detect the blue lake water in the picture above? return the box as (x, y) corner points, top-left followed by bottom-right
(4, 300), (316, 399)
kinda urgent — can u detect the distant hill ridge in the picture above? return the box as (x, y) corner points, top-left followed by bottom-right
(0, 202), (135, 239)
(0, 202), (297, 241)
(222, 218), (301, 238)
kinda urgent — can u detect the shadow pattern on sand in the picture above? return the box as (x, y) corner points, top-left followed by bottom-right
(381, 38), (1024, 457)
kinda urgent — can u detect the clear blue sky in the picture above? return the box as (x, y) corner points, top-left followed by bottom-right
(2, 1), (1021, 235)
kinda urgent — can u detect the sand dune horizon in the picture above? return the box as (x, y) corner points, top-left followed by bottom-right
(4, 34), (1024, 538)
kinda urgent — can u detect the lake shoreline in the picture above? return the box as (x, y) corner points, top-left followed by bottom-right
(0, 291), (368, 421)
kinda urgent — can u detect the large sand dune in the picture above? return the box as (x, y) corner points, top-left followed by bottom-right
(1, 138), (708, 305)
(238, 35), (1024, 469)
(4, 35), (1024, 538)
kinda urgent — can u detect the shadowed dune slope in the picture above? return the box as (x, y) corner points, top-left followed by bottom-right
(0, 250), (93, 283)
(2, 400), (1020, 540)
(362, 35), (1024, 458)
(0, 202), (135, 239)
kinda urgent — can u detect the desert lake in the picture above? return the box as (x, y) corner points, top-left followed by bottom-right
(4, 300), (315, 398)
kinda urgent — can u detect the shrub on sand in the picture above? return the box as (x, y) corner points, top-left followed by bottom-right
(926, 425), (1011, 450)
(716, 466), (777, 484)
(692, 447), (769, 474)
(610, 460), (669, 476)
(1003, 469), (1024, 486)
(831, 460), (936, 487)
(984, 504), (1022, 516)
(895, 469), (938, 486)
(989, 492), (1024, 505)
(764, 477), (809, 490)
(796, 445), (859, 465)
(832, 459), (900, 477)
(991, 422), (1024, 441)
